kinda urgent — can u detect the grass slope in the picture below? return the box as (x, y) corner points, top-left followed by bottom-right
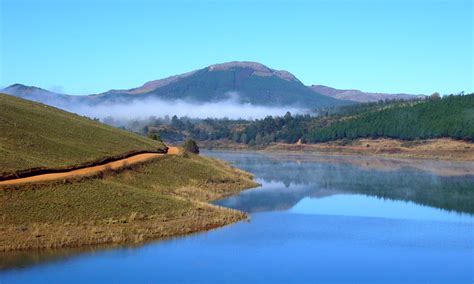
(0, 153), (257, 251)
(0, 93), (166, 175)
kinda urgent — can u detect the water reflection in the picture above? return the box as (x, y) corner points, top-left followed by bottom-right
(291, 194), (473, 223)
(0, 245), (117, 270)
(208, 151), (474, 214)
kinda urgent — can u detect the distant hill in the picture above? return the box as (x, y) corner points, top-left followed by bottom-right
(0, 93), (166, 176)
(1, 84), (80, 108)
(95, 61), (349, 108)
(310, 85), (425, 103)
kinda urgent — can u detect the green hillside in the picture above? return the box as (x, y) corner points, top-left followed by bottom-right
(306, 94), (474, 142)
(0, 93), (257, 251)
(0, 93), (166, 175)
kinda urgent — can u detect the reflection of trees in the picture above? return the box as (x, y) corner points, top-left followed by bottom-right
(212, 152), (474, 214)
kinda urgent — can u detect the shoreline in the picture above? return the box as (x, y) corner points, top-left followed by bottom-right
(0, 154), (259, 252)
(201, 138), (474, 162)
(0, 214), (250, 271)
(0, 200), (250, 252)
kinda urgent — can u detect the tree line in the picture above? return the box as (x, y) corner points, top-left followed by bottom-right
(128, 93), (473, 145)
(305, 94), (473, 142)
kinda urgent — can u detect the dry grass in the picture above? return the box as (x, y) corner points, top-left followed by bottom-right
(0, 202), (245, 251)
(265, 138), (474, 161)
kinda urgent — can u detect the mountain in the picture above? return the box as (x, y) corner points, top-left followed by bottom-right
(310, 85), (425, 103)
(95, 61), (349, 108)
(2, 62), (428, 114)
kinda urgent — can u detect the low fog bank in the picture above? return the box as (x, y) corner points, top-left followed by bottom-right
(3, 88), (310, 120)
(68, 97), (307, 120)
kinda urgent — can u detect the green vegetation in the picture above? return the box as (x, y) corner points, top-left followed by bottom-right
(125, 113), (314, 144)
(306, 94), (474, 142)
(128, 93), (473, 147)
(0, 154), (255, 226)
(0, 93), (166, 175)
(183, 139), (199, 154)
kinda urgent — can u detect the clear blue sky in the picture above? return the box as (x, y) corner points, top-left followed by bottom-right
(1, 0), (472, 95)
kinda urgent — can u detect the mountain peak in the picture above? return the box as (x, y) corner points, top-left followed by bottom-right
(208, 61), (270, 71)
(207, 61), (298, 82)
(100, 61), (300, 96)
(4, 83), (35, 90)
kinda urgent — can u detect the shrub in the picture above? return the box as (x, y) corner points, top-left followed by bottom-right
(183, 139), (199, 154)
(148, 133), (162, 141)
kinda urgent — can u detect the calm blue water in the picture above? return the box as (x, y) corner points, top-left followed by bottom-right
(1, 151), (473, 283)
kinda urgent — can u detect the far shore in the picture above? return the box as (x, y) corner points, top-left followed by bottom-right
(200, 138), (474, 162)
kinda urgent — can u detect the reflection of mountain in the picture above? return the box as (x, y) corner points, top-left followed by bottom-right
(216, 182), (342, 213)
(209, 152), (474, 214)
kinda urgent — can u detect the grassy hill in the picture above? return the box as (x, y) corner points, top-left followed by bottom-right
(0, 93), (257, 251)
(0, 93), (166, 176)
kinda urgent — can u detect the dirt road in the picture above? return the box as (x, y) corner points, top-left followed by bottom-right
(0, 147), (180, 186)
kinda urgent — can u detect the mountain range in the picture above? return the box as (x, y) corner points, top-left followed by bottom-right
(2, 61), (424, 112)
(309, 85), (425, 103)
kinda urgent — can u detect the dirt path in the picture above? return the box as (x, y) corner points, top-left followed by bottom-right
(0, 147), (180, 186)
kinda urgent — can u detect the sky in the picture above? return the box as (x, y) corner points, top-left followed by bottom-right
(0, 0), (472, 95)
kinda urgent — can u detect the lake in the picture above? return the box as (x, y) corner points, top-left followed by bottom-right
(1, 151), (473, 283)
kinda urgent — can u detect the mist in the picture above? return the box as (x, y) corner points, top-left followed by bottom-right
(67, 97), (307, 120)
(2, 87), (309, 120)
